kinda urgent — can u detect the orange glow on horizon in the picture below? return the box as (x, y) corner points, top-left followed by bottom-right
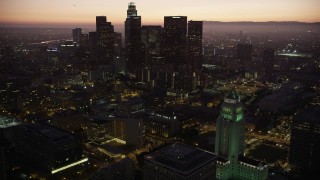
(1, 0), (319, 27)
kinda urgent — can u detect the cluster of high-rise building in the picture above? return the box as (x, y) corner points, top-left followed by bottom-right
(1, 1), (320, 180)
(72, 2), (203, 94)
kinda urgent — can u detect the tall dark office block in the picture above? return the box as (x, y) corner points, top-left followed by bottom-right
(80, 34), (89, 49)
(114, 32), (122, 56)
(263, 48), (275, 77)
(188, 21), (203, 71)
(162, 16), (187, 68)
(141, 25), (162, 64)
(114, 32), (125, 73)
(72, 28), (82, 45)
(89, 31), (97, 58)
(237, 43), (252, 62)
(96, 16), (107, 29)
(125, 3), (142, 72)
(96, 16), (115, 66)
(289, 106), (320, 173)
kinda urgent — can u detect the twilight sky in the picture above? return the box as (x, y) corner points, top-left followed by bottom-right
(1, 0), (320, 27)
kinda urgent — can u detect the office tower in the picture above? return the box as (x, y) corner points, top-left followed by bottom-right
(163, 16), (188, 68)
(141, 25), (162, 63)
(188, 21), (203, 71)
(59, 40), (76, 61)
(169, 71), (197, 92)
(96, 16), (107, 29)
(144, 143), (218, 180)
(127, 2), (137, 17)
(89, 31), (97, 58)
(72, 28), (82, 45)
(90, 158), (133, 180)
(215, 90), (268, 180)
(118, 96), (145, 117)
(96, 16), (115, 66)
(125, 3), (142, 72)
(114, 32), (122, 56)
(289, 106), (320, 173)
(111, 117), (145, 146)
(80, 34), (89, 49)
(237, 43), (252, 62)
(13, 123), (87, 175)
(144, 111), (181, 146)
(136, 67), (151, 83)
(86, 116), (144, 146)
(113, 32), (125, 73)
(263, 48), (275, 78)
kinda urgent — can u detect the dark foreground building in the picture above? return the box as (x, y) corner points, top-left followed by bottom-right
(13, 123), (87, 175)
(144, 143), (218, 180)
(289, 106), (320, 174)
(90, 158), (133, 180)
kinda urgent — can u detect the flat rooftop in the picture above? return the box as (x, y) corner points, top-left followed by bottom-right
(0, 115), (21, 129)
(238, 155), (267, 167)
(18, 123), (76, 146)
(294, 106), (320, 125)
(144, 143), (218, 176)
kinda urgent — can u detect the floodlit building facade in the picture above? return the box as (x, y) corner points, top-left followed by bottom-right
(215, 90), (268, 180)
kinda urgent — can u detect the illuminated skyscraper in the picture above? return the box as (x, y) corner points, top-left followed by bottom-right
(188, 21), (203, 71)
(127, 2), (137, 17)
(215, 89), (246, 158)
(215, 90), (268, 180)
(125, 3), (142, 72)
(162, 16), (187, 68)
(96, 16), (115, 66)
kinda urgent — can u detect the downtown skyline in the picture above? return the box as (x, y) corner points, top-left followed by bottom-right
(1, 0), (320, 28)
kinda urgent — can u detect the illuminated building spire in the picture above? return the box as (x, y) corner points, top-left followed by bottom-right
(215, 89), (246, 177)
(215, 89), (268, 179)
(127, 2), (137, 17)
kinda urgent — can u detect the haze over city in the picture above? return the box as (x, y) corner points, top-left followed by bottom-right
(1, 0), (320, 28)
(0, 0), (320, 180)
